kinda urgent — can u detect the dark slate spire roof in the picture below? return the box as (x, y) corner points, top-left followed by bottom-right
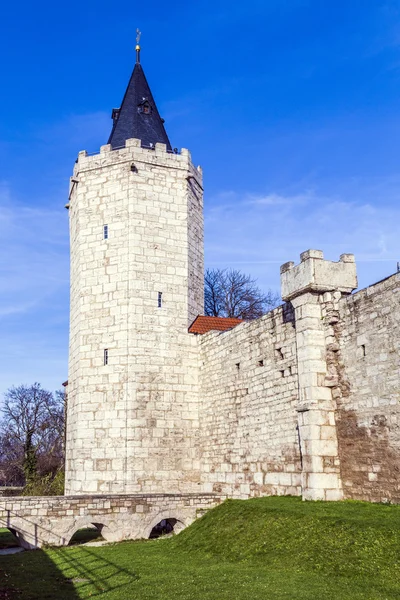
(107, 55), (172, 151)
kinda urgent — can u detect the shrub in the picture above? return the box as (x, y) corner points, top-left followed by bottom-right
(22, 470), (65, 497)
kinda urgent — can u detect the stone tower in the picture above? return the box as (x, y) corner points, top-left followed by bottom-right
(65, 43), (204, 495)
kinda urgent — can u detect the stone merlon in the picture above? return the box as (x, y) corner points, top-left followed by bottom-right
(280, 249), (357, 302)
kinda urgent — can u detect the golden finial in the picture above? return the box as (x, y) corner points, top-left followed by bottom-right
(136, 28), (141, 63)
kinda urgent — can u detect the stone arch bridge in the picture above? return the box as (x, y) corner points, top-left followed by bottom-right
(0, 493), (221, 549)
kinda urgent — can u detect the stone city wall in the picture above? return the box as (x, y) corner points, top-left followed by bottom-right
(332, 273), (400, 502)
(198, 304), (302, 498)
(197, 251), (399, 503)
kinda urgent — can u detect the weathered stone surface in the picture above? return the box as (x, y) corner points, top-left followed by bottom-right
(64, 134), (399, 507)
(198, 304), (301, 498)
(281, 250), (357, 302)
(0, 493), (221, 549)
(66, 141), (204, 495)
(331, 273), (400, 503)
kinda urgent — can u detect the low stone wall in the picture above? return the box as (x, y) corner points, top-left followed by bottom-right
(0, 493), (221, 549)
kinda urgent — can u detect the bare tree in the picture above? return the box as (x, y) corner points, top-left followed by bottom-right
(0, 430), (24, 486)
(0, 383), (65, 486)
(205, 268), (280, 320)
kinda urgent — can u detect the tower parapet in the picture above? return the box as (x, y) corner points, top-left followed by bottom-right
(281, 249), (357, 301)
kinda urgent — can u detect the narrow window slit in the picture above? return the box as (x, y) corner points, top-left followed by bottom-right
(279, 369), (285, 378)
(158, 292), (162, 308)
(104, 349), (108, 365)
(361, 344), (366, 357)
(235, 363), (240, 371)
(103, 225), (108, 240)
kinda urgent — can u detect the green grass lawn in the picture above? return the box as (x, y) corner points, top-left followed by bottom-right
(1, 496), (400, 599)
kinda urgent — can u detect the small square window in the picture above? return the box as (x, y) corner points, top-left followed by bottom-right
(104, 349), (108, 365)
(138, 100), (152, 115)
(104, 225), (108, 240)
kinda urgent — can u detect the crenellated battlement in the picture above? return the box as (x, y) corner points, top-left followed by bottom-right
(280, 249), (357, 302)
(75, 138), (202, 181)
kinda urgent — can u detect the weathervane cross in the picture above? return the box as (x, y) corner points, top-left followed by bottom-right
(136, 28), (141, 45)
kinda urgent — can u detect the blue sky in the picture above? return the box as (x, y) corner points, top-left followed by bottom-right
(1, 0), (400, 395)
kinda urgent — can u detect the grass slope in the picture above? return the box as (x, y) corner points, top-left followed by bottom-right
(1, 496), (400, 599)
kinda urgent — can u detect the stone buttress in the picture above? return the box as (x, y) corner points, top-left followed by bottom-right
(281, 250), (358, 500)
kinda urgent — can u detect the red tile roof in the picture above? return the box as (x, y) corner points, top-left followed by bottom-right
(188, 315), (243, 335)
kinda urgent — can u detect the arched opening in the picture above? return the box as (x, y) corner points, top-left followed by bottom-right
(149, 518), (179, 539)
(68, 523), (105, 546)
(0, 527), (22, 553)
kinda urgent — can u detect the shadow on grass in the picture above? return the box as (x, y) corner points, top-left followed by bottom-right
(0, 513), (139, 599)
(0, 543), (140, 600)
(0, 549), (81, 600)
(56, 544), (140, 598)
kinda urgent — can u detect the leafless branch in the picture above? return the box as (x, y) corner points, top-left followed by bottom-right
(204, 268), (280, 320)
(0, 383), (65, 486)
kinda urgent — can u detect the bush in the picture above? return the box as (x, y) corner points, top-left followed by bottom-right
(22, 470), (65, 497)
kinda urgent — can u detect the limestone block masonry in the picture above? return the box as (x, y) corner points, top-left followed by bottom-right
(0, 493), (221, 549)
(196, 249), (399, 504)
(332, 272), (400, 502)
(3, 246), (399, 549)
(65, 140), (204, 495)
(281, 250), (357, 501)
(198, 304), (301, 498)
(61, 130), (399, 526)
(64, 129), (400, 506)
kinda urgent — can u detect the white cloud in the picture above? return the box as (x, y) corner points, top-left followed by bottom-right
(245, 192), (306, 206)
(0, 183), (69, 397)
(0, 182), (69, 316)
(205, 186), (400, 294)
